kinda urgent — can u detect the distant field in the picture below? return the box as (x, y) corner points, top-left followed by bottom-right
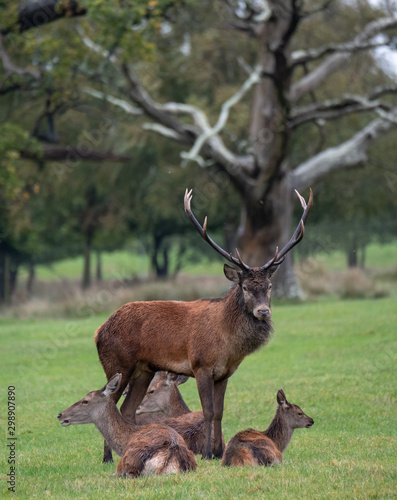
(0, 297), (395, 499)
(19, 241), (397, 283)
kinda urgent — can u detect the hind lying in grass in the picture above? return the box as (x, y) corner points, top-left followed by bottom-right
(222, 389), (314, 467)
(57, 374), (197, 478)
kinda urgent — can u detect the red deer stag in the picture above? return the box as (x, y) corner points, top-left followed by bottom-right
(136, 371), (225, 455)
(95, 188), (313, 462)
(222, 389), (314, 467)
(57, 374), (197, 478)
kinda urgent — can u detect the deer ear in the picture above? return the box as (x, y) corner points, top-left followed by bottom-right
(103, 374), (122, 396)
(224, 264), (240, 283)
(175, 375), (189, 386)
(166, 373), (188, 386)
(277, 389), (290, 408)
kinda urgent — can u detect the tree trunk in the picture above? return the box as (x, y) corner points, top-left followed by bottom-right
(27, 262), (36, 295)
(96, 250), (102, 282)
(82, 234), (92, 289)
(0, 247), (6, 304)
(347, 236), (358, 268)
(151, 234), (169, 278)
(239, 175), (304, 299)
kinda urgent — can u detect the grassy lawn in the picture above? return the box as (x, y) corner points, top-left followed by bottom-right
(18, 241), (397, 283)
(0, 297), (396, 499)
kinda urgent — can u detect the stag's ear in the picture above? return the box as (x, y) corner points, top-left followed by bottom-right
(277, 389), (290, 408)
(102, 373), (122, 396)
(224, 264), (240, 283)
(266, 264), (279, 278)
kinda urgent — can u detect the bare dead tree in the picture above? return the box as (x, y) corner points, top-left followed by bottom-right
(82, 1), (397, 297)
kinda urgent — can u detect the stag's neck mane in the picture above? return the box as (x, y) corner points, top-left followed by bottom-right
(221, 284), (273, 355)
(264, 408), (294, 452)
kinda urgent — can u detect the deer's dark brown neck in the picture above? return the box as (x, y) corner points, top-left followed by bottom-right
(94, 400), (137, 457)
(223, 285), (273, 356)
(264, 408), (294, 453)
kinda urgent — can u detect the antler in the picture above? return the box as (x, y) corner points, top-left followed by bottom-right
(262, 188), (313, 270)
(184, 189), (251, 272)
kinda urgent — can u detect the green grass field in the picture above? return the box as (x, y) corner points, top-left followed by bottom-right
(1, 296), (396, 499)
(18, 241), (397, 282)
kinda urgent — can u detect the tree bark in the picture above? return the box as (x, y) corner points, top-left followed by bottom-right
(27, 262), (36, 295)
(82, 234), (92, 290)
(1, 1), (87, 36)
(96, 250), (102, 283)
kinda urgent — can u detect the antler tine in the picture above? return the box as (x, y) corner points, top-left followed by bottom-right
(184, 189), (251, 271)
(235, 248), (251, 271)
(262, 188), (313, 270)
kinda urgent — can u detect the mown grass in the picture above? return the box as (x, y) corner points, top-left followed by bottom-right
(0, 297), (396, 499)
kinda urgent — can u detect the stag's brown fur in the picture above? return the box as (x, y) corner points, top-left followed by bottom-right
(95, 275), (273, 461)
(57, 374), (197, 478)
(221, 389), (314, 467)
(136, 372), (225, 455)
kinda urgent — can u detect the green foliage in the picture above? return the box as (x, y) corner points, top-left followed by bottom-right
(0, 297), (395, 498)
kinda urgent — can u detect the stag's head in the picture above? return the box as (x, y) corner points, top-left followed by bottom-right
(184, 189), (313, 321)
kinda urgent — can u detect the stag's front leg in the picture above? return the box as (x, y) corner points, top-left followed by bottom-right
(120, 370), (154, 422)
(213, 378), (228, 458)
(195, 368), (215, 459)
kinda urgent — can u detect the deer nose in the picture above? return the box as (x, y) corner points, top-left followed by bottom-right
(256, 308), (270, 319)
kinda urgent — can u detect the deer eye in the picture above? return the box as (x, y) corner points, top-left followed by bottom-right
(82, 400), (89, 405)
(242, 285), (248, 292)
(298, 412), (303, 416)
(148, 390), (155, 395)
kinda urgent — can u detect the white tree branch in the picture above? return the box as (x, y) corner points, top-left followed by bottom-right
(0, 33), (39, 80)
(290, 17), (397, 103)
(142, 123), (184, 141)
(289, 91), (395, 128)
(83, 87), (142, 115)
(290, 37), (392, 66)
(180, 65), (262, 165)
(76, 26), (119, 63)
(292, 109), (397, 191)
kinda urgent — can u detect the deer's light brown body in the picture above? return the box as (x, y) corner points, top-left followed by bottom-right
(222, 389), (314, 467)
(57, 374), (197, 478)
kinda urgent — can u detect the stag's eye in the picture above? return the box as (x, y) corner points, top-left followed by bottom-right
(298, 412), (303, 416)
(148, 390), (155, 395)
(82, 400), (89, 405)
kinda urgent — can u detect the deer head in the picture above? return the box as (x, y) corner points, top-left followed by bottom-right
(276, 389), (314, 429)
(57, 374), (122, 426)
(184, 188), (313, 321)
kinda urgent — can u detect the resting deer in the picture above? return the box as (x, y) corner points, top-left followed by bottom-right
(221, 389), (314, 467)
(95, 188), (313, 462)
(135, 371), (225, 455)
(57, 374), (197, 478)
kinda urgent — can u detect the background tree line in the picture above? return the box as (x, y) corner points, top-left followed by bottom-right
(0, 0), (396, 304)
